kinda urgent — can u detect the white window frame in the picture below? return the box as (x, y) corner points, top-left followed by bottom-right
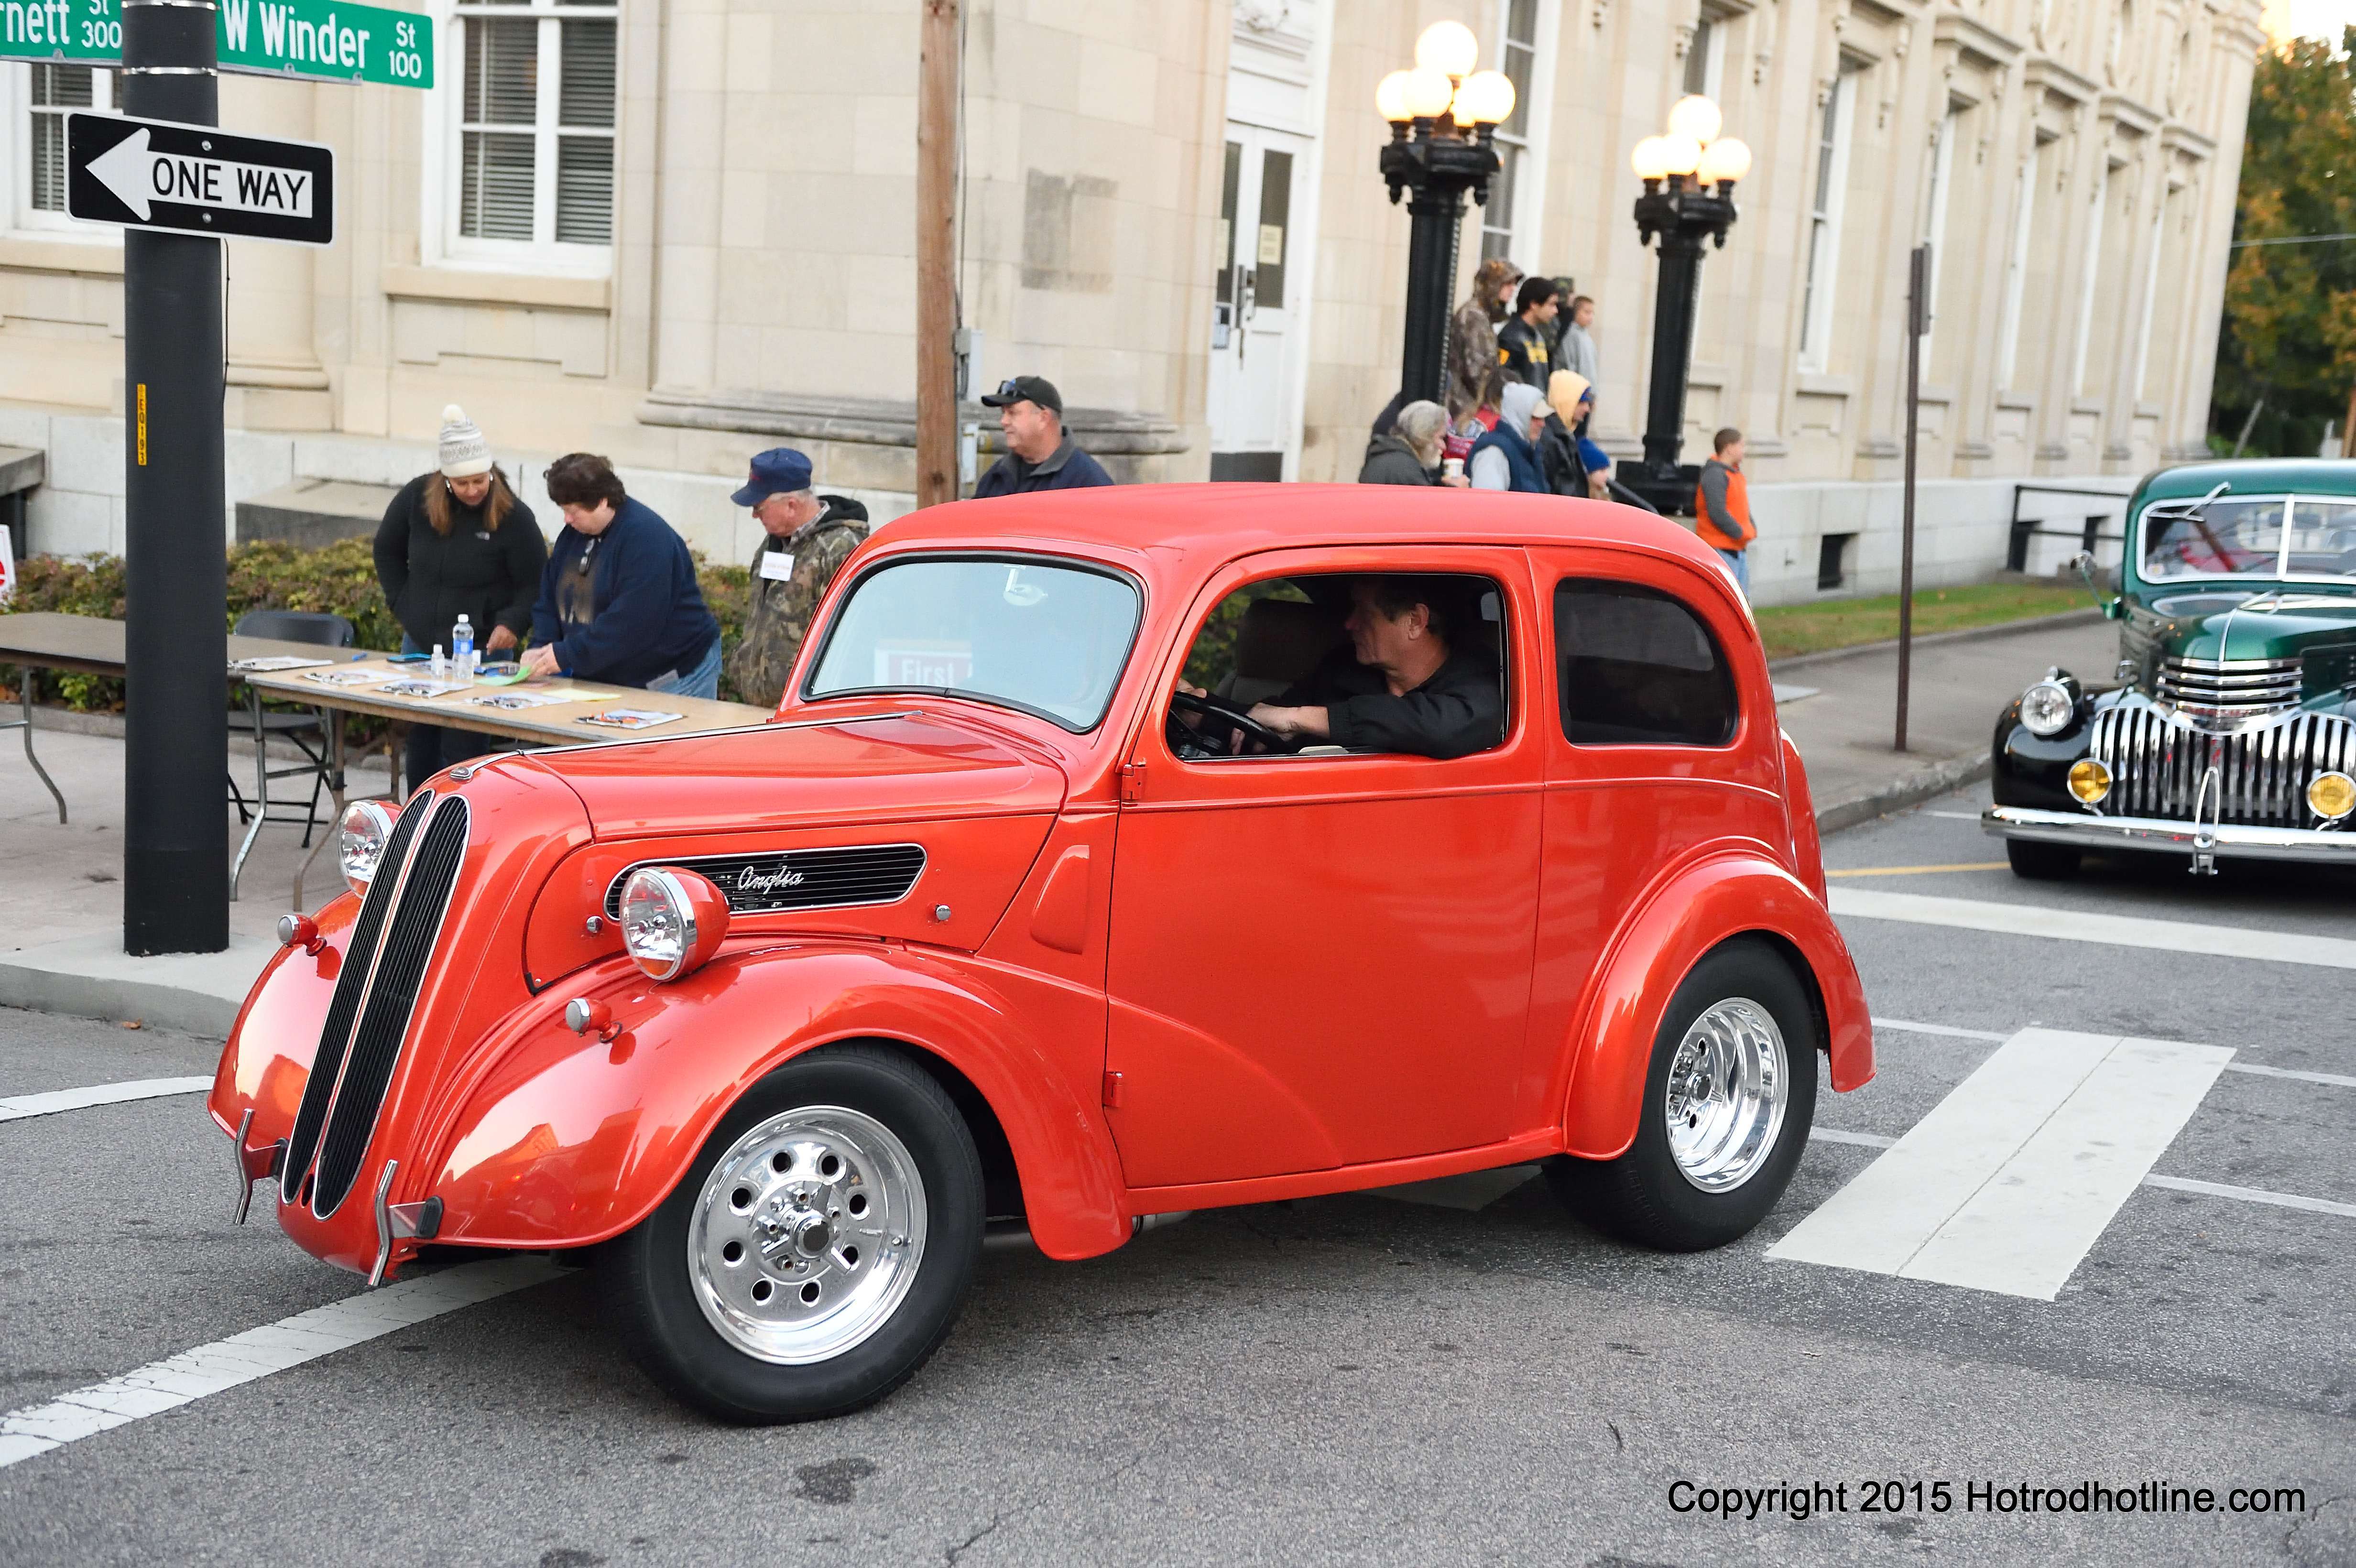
(1796, 69), (1856, 373)
(1918, 102), (1959, 366)
(421, 0), (617, 277)
(2071, 162), (2110, 395)
(2132, 184), (2172, 401)
(1479, 0), (1558, 268)
(1682, 10), (1728, 99)
(2, 61), (125, 239)
(1996, 144), (2040, 390)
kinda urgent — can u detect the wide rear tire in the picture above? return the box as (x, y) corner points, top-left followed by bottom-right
(599, 1044), (983, 1423)
(1547, 940), (1819, 1251)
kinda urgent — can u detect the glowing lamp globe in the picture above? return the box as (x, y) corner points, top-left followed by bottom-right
(1415, 20), (1481, 78)
(1631, 135), (1671, 180)
(1698, 136), (1753, 185)
(1399, 66), (1455, 120)
(1657, 132), (1703, 176)
(1375, 69), (1414, 122)
(1451, 69), (1516, 127)
(1666, 94), (1723, 146)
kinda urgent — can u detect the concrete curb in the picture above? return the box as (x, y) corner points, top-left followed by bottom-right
(1815, 749), (1992, 836)
(1769, 606), (2105, 675)
(0, 932), (269, 1040)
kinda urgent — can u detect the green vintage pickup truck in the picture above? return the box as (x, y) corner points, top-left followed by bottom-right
(1984, 459), (2356, 878)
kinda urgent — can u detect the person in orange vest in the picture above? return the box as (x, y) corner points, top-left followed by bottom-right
(1694, 427), (1754, 597)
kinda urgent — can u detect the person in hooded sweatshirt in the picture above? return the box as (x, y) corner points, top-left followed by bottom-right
(1467, 381), (1553, 494)
(1357, 401), (1466, 487)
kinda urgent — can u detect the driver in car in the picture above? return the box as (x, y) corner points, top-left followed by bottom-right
(1178, 576), (1503, 761)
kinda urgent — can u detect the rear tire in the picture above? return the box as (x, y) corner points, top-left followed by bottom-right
(2006, 838), (2080, 880)
(599, 1044), (983, 1423)
(1547, 940), (1819, 1252)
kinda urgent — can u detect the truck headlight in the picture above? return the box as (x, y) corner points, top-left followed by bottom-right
(619, 866), (731, 981)
(2309, 772), (2356, 822)
(2019, 680), (2076, 738)
(2068, 759), (2112, 805)
(338, 800), (398, 896)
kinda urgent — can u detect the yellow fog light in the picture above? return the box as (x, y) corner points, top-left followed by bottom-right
(2308, 771), (2356, 821)
(2067, 758), (2112, 805)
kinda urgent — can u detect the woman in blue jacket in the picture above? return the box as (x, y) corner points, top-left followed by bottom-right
(524, 453), (724, 697)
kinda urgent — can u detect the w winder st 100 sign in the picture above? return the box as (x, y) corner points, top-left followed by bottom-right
(0, 0), (430, 88)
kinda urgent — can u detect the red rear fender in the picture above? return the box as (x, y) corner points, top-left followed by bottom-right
(1560, 854), (1872, 1159)
(419, 943), (1130, 1261)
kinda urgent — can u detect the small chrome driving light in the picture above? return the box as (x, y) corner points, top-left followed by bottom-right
(337, 800), (398, 897)
(619, 866), (730, 981)
(2018, 680), (2076, 738)
(2067, 758), (2112, 806)
(2308, 771), (2356, 822)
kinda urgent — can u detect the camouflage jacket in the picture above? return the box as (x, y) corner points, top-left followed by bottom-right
(724, 497), (870, 710)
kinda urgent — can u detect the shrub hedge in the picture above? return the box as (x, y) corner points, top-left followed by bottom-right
(1, 540), (756, 712)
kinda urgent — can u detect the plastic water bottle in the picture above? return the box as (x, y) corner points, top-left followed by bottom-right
(450, 614), (475, 684)
(430, 643), (447, 681)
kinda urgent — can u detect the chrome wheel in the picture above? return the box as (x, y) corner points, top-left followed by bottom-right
(1662, 998), (1789, 1193)
(688, 1104), (928, 1365)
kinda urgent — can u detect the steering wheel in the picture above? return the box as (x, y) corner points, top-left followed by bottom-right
(1169, 689), (1295, 754)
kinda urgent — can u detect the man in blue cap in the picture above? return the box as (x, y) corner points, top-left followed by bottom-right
(722, 447), (872, 710)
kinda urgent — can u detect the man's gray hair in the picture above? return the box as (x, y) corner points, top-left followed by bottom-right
(1395, 400), (1449, 465)
(765, 487), (818, 509)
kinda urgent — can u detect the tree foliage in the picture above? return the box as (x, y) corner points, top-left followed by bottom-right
(2214, 30), (2356, 457)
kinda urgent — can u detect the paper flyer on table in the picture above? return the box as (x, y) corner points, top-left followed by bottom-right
(576, 708), (684, 730)
(229, 655), (336, 673)
(379, 679), (476, 699)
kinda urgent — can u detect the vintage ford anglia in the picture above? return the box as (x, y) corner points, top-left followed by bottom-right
(1985, 459), (2356, 877)
(212, 486), (1873, 1422)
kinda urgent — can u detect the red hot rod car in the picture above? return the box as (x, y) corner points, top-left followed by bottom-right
(212, 484), (1872, 1421)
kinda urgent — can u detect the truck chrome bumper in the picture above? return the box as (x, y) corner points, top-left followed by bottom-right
(1982, 806), (2356, 864)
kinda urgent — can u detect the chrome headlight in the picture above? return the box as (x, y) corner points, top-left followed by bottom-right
(619, 866), (731, 981)
(2018, 680), (2076, 738)
(337, 800), (398, 896)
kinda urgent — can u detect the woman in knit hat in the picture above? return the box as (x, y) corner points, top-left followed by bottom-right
(371, 405), (549, 790)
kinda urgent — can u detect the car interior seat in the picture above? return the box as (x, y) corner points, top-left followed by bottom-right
(1214, 597), (1345, 707)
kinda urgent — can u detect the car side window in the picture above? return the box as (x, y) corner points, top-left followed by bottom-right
(1554, 578), (1737, 746)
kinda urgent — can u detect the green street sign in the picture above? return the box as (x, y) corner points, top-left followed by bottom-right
(1, 0), (432, 89)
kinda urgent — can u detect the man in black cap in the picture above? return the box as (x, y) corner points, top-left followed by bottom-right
(973, 375), (1114, 497)
(723, 446), (871, 710)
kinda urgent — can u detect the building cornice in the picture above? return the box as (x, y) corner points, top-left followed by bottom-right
(2161, 122), (2218, 161)
(2098, 93), (2163, 136)
(2023, 55), (2100, 106)
(639, 389), (1189, 456)
(1931, 13), (2023, 74)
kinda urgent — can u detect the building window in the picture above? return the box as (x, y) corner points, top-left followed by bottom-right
(445, 0), (616, 262)
(2071, 163), (2109, 395)
(2133, 187), (2173, 400)
(1919, 104), (1959, 362)
(1996, 146), (2040, 390)
(1480, 0), (1541, 263)
(1797, 70), (1856, 371)
(1682, 11), (1726, 99)
(17, 64), (120, 229)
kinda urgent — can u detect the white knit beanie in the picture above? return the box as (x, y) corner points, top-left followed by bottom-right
(438, 404), (492, 479)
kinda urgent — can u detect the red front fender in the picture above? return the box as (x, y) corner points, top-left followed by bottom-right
(1560, 853), (1873, 1159)
(418, 942), (1131, 1261)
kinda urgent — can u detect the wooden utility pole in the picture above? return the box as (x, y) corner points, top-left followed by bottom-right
(915, 0), (960, 507)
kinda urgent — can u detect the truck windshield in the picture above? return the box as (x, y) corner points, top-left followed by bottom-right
(806, 557), (1142, 730)
(2142, 494), (2356, 583)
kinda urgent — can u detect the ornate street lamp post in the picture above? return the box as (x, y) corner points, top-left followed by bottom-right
(1376, 23), (1517, 406)
(1622, 97), (1752, 516)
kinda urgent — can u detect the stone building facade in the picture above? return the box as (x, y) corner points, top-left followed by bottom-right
(0, 0), (2266, 603)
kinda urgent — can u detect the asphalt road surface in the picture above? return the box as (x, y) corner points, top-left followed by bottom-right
(1, 784), (2351, 1566)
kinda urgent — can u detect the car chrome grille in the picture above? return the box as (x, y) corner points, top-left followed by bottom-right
(2088, 703), (2356, 826)
(310, 795), (471, 1219)
(603, 843), (927, 919)
(281, 792), (432, 1206)
(2156, 655), (2303, 726)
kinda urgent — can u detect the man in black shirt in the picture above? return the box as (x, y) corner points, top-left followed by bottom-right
(1243, 577), (1501, 760)
(1497, 276), (1561, 391)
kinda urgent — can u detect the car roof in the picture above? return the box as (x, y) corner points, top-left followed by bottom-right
(868, 483), (1729, 585)
(2137, 458), (2356, 504)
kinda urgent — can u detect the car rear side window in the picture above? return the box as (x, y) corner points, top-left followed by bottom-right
(1554, 579), (1737, 746)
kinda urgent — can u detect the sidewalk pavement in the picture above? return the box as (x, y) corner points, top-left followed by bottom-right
(0, 610), (2126, 1039)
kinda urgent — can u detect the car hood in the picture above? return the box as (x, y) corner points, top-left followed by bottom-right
(523, 709), (1069, 839)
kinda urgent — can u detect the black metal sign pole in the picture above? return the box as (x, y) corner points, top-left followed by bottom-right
(1895, 242), (1929, 756)
(120, 0), (228, 954)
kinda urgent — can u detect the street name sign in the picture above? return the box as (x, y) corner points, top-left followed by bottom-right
(66, 112), (334, 246)
(0, 0), (431, 88)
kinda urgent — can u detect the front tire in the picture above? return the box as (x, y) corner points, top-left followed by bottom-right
(599, 1044), (983, 1423)
(2005, 838), (2080, 880)
(1547, 940), (1819, 1251)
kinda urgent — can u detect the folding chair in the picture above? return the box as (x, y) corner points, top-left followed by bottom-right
(228, 609), (354, 901)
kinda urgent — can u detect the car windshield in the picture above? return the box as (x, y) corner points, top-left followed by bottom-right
(807, 556), (1141, 730)
(2141, 493), (2356, 583)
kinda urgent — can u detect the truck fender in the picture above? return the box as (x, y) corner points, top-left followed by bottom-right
(420, 943), (1132, 1261)
(1560, 853), (1873, 1160)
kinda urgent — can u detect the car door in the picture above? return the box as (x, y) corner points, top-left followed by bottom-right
(1102, 547), (1546, 1190)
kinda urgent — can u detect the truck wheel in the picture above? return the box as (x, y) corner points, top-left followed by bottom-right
(2006, 838), (2080, 880)
(600, 1044), (983, 1423)
(1547, 941), (1818, 1252)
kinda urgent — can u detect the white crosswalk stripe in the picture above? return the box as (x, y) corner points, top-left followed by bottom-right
(0, 1077), (214, 1122)
(1831, 888), (2356, 970)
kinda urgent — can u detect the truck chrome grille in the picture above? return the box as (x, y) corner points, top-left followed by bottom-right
(2156, 655), (2303, 725)
(281, 792), (432, 1206)
(311, 795), (471, 1219)
(603, 843), (927, 919)
(2088, 702), (2356, 826)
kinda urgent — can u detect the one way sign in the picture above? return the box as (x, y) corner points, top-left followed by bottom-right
(66, 112), (335, 247)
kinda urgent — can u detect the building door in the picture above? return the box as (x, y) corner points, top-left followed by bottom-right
(1208, 126), (1308, 481)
